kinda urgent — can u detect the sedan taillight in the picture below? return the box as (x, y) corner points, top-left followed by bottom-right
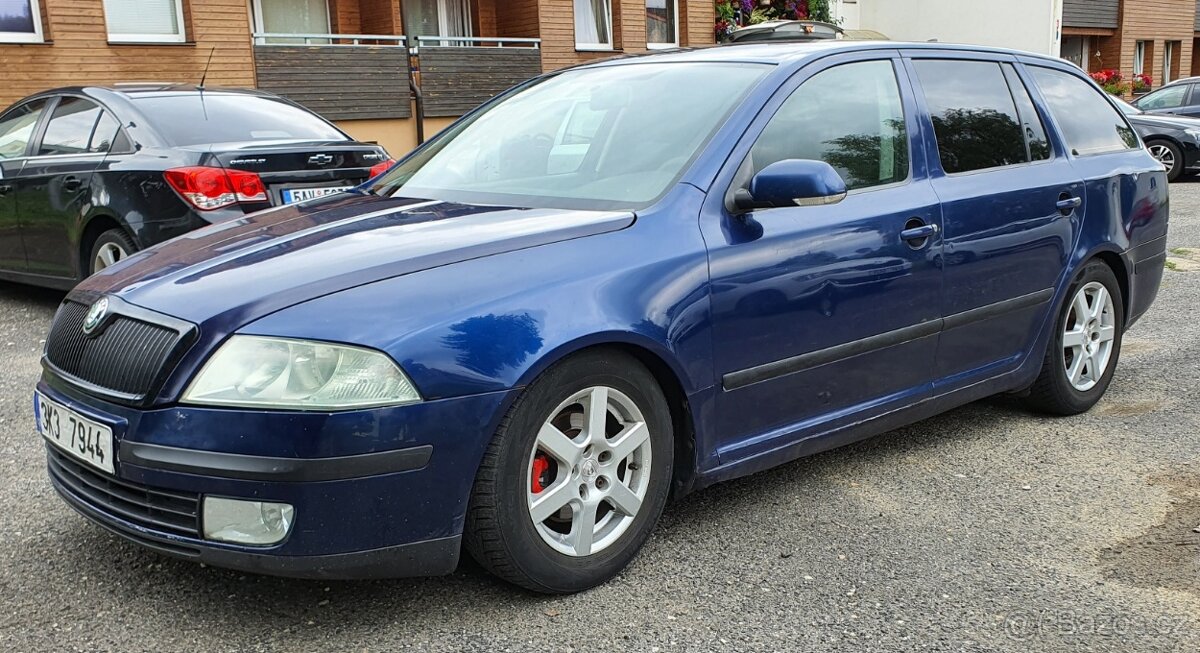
(368, 159), (396, 179)
(164, 166), (268, 211)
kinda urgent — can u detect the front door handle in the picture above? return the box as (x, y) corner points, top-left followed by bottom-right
(900, 222), (938, 243)
(62, 176), (83, 191)
(1056, 195), (1082, 214)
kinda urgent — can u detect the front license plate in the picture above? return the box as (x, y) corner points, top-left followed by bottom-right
(282, 186), (350, 203)
(35, 392), (114, 475)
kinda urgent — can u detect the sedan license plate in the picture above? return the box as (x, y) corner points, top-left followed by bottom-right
(35, 392), (114, 475)
(282, 186), (350, 204)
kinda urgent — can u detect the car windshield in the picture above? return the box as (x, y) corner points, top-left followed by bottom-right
(370, 62), (771, 210)
(1113, 98), (1141, 115)
(132, 94), (347, 146)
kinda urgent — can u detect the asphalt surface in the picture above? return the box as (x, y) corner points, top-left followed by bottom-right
(2, 185), (1199, 653)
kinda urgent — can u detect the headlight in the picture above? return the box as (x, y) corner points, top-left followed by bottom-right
(182, 335), (421, 410)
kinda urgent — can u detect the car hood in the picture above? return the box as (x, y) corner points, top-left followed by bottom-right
(75, 192), (635, 327)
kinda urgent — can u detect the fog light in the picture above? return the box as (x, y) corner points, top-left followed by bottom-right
(202, 497), (294, 545)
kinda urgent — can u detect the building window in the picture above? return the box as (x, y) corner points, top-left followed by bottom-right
(0, 0), (44, 43)
(253, 0), (331, 43)
(1164, 40), (1181, 85)
(406, 0), (472, 42)
(1134, 40), (1147, 75)
(102, 0), (186, 43)
(646, 0), (678, 49)
(574, 0), (613, 50)
(1060, 36), (1090, 71)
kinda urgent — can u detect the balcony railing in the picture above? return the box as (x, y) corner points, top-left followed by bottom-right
(253, 32), (407, 46)
(414, 36), (541, 49)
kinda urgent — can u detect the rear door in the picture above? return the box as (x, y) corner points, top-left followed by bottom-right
(905, 54), (1084, 386)
(702, 53), (944, 464)
(15, 96), (107, 279)
(0, 98), (49, 273)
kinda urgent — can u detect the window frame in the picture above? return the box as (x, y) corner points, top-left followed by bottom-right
(103, 0), (187, 44)
(0, 0), (44, 44)
(573, 0), (615, 52)
(645, 0), (679, 50)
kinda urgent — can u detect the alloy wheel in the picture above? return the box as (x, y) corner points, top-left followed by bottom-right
(526, 386), (652, 557)
(93, 242), (127, 272)
(1062, 281), (1116, 392)
(1148, 144), (1176, 176)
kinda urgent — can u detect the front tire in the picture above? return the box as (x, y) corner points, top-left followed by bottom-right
(464, 349), (673, 593)
(89, 228), (138, 275)
(1024, 260), (1124, 415)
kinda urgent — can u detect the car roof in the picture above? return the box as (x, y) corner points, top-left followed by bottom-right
(24, 83), (278, 101)
(580, 40), (1069, 68)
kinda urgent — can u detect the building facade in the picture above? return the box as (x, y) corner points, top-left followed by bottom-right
(1061, 0), (1198, 87)
(0, 1), (715, 154)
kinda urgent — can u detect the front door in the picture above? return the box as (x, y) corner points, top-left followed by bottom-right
(0, 98), (48, 273)
(703, 55), (944, 464)
(15, 96), (106, 279)
(907, 56), (1083, 383)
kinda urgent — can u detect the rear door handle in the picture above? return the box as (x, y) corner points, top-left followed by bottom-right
(62, 176), (83, 191)
(0, 184), (11, 196)
(1056, 196), (1082, 213)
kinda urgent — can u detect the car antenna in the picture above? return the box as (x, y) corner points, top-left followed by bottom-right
(198, 46), (217, 90)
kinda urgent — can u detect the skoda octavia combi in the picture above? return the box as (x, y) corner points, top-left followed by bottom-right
(35, 42), (1167, 593)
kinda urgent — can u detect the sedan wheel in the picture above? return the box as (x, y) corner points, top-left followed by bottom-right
(465, 350), (673, 593)
(1147, 141), (1182, 181)
(88, 228), (139, 276)
(93, 242), (127, 272)
(526, 386), (653, 557)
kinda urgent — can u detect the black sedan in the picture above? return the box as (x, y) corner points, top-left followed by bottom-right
(1115, 96), (1200, 181)
(0, 85), (393, 289)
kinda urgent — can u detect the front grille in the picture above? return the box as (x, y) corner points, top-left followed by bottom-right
(44, 300), (186, 402)
(47, 447), (201, 537)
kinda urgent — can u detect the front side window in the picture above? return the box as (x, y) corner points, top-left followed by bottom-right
(1030, 66), (1138, 156)
(574, 0), (613, 50)
(646, 0), (678, 48)
(0, 99), (46, 160)
(747, 60), (909, 191)
(1135, 84), (1188, 110)
(102, 0), (185, 43)
(371, 62), (770, 210)
(914, 59), (1028, 174)
(0, 0), (43, 43)
(39, 98), (103, 156)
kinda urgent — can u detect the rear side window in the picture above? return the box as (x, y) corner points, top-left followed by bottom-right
(0, 99), (47, 160)
(748, 59), (909, 191)
(1030, 67), (1138, 155)
(1136, 84), (1188, 110)
(132, 94), (346, 146)
(89, 111), (131, 154)
(1001, 64), (1051, 161)
(39, 97), (103, 156)
(913, 60), (1027, 173)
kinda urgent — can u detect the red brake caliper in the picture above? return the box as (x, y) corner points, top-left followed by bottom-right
(531, 453), (551, 493)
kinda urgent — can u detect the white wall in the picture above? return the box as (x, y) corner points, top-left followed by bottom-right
(850, 0), (1063, 56)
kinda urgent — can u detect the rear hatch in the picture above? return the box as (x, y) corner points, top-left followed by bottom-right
(204, 140), (390, 206)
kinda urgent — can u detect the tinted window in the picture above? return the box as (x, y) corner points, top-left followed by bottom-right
(131, 94), (346, 146)
(88, 111), (130, 153)
(914, 60), (1027, 173)
(39, 97), (102, 156)
(0, 99), (47, 160)
(749, 60), (909, 191)
(1002, 64), (1051, 161)
(1030, 67), (1138, 155)
(1135, 84), (1188, 110)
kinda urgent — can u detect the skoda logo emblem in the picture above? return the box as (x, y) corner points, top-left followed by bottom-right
(82, 298), (109, 334)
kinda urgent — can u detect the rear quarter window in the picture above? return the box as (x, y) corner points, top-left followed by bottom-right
(1029, 66), (1138, 156)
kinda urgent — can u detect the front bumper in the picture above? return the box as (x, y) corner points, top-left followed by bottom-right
(38, 377), (516, 579)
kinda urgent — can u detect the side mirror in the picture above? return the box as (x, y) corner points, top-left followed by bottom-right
(733, 159), (848, 212)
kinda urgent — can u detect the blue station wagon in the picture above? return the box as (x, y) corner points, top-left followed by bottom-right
(34, 41), (1168, 594)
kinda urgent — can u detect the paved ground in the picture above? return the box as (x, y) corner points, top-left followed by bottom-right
(1, 185), (1199, 653)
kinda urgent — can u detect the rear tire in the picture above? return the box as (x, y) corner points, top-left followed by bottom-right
(88, 228), (138, 276)
(1023, 260), (1124, 416)
(1146, 139), (1183, 182)
(464, 349), (673, 594)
